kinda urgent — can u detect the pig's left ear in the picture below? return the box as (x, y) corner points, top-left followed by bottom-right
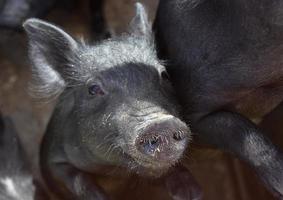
(23, 18), (79, 99)
(129, 3), (152, 39)
(23, 18), (78, 76)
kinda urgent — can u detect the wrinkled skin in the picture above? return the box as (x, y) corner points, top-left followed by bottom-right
(23, 3), (198, 200)
(0, 112), (49, 200)
(154, 0), (283, 198)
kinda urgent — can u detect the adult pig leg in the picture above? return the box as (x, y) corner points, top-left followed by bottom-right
(193, 111), (283, 198)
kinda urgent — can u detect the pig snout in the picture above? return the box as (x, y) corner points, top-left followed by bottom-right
(136, 118), (189, 162)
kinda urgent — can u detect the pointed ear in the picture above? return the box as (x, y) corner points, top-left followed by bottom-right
(23, 18), (79, 99)
(129, 3), (152, 38)
(23, 18), (78, 76)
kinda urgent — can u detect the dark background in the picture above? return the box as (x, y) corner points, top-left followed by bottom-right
(0, 0), (282, 199)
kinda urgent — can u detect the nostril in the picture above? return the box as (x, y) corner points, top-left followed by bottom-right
(139, 136), (158, 145)
(149, 136), (158, 145)
(138, 135), (161, 155)
(173, 131), (185, 141)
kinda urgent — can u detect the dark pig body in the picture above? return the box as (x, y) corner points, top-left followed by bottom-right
(23, 3), (200, 200)
(154, 0), (283, 198)
(0, 0), (108, 39)
(0, 112), (48, 200)
(0, 0), (55, 30)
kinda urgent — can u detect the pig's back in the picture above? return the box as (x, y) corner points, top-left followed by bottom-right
(154, 0), (283, 119)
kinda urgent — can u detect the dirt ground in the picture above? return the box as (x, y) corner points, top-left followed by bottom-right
(0, 0), (281, 199)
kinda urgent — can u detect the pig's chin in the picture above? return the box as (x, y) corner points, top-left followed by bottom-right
(119, 148), (184, 178)
(125, 156), (179, 178)
(134, 164), (173, 178)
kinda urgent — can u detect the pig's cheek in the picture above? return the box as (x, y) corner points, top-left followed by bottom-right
(165, 166), (203, 200)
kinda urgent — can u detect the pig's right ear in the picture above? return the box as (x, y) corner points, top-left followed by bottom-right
(129, 3), (152, 39)
(23, 18), (79, 99)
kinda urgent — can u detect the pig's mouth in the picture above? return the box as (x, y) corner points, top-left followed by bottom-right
(139, 162), (176, 177)
(129, 157), (180, 178)
(122, 148), (183, 178)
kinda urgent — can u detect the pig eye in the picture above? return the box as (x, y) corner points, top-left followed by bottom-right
(161, 71), (170, 81)
(88, 84), (105, 96)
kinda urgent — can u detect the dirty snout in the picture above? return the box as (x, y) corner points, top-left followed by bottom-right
(126, 114), (190, 176)
(137, 118), (189, 162)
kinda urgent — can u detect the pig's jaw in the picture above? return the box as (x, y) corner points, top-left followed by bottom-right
(119, 146), (184, 178)
(126, 156), (179, 178)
